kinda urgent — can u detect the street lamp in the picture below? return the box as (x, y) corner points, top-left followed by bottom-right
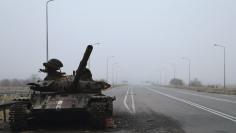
(115, 69), (119, 85)
(168, 63), (176, 80)
(106, 56), (114, 82)
(115, 65), (120, 85)
(159, 67), (166, 85)
(214, 44), (226, 88)
(182, 57), (191, 86)
(88, 42), (100, 69)
(112, 63), (118, 86)
(173, 64), (176, 80)
(46, 0), (54, 61)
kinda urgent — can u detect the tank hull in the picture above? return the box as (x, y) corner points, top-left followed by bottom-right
(32, 108), (88, 121)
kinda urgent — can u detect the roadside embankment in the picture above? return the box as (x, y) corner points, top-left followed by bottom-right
(161, 85), (236, 95)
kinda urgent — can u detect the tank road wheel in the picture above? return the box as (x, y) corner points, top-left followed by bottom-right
(90, 113), (105, 129)
(9, 103), (30, 131)
(88, 102), (105, 129)
(89, 101), (113, 129)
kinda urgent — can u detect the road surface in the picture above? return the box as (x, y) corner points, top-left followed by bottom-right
(105, 85), (236, 133)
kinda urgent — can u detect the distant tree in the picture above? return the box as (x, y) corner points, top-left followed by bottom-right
(0, 79), (11, 86)
(0, 74), (42, 87)
(169, 78), (184, 86)
(190, 78), (202, 87)
(28, 74), (41, 82)
(11, 79), (21, 86)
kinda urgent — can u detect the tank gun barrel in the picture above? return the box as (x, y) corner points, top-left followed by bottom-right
(73, 45), (93, 86)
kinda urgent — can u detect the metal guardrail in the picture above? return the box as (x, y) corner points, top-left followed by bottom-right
(0, 101), (18, 122)
(0, 91), (29, 95)
(0, 93), (29, 122)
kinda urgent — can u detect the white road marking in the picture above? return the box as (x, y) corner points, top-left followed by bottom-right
(123, 88), (132, 113)
(56, 100), (63, 109)
(123, 88), (136, 114)
(146, 87), (236, 123)
(161, 87), (236, 104)
(131, 88), (136, 113)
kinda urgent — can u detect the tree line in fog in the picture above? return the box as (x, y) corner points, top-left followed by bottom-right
(169, 78), (202, 87)
(0, 74), (41, 87)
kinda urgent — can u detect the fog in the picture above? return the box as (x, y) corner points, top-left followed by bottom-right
(0, 0), (236, 85)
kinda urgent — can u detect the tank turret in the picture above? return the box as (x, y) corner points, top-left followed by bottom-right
(29, 45), (101, 93)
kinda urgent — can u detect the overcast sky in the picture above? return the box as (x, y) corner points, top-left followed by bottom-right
(0, 0), (236, 85)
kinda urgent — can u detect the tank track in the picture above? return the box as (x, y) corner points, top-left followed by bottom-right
(9, 102), (29, 131)
(89, 101), (113, 129)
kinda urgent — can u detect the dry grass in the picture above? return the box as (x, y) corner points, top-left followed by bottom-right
(0, 86), (29, 93)
(0, 95), (17, 103)
(164, 85), (236, 95)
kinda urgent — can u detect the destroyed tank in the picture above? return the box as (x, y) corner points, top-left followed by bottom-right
(9, 45), (115, 131)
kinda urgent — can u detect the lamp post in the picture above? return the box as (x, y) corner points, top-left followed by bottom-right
(106, 56), (114, 82)
(214, 44), (226, 88)
(115, 66), (121, 85)
(46, 0), (54, 62)
(159, 67), (167, 85)
(112, 63), (118, 86)
(115, 70), (118, 85)
(173, 64), (176, 80)
(169, 63), (176, 80)
(88, 42), (100, 69)
(182, 57), (191, 86)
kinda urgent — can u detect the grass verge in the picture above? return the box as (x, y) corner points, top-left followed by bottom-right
(161, 85), (236, 95)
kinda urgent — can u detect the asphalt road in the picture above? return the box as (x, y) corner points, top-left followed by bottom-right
(104, 85), (185, 133)
(2, 85), (236, 133)
(105, 85), (236, 133)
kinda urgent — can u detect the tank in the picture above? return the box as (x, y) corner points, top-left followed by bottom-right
(8, 45), (115, 131)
